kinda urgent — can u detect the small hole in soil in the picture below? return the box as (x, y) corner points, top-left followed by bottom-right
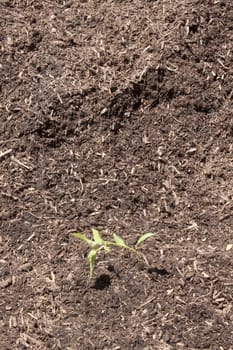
(93, 274), (111, 290)
(147, 267), (170, 276)
(107, 264), (115, 272)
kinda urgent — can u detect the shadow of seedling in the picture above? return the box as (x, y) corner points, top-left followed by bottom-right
(147, 267), (170, 280)
(92, 274), (111, 290)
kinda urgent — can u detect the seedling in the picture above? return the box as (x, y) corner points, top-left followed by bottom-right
(73, 228), (154, 279)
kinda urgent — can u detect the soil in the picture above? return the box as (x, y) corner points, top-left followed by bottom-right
(0, 1), (233, 349)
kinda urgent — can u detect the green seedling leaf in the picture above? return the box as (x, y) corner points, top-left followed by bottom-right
(73, 232), (95, 247)
(88, 248), (97, 279)
(113, 233), (128, 248)
(135, 233), (154, 248)
(112, 233), (137, 254)
(102, 242), (111, 252)
(92, 228), (103, 245)
(92, 228), (111, 252)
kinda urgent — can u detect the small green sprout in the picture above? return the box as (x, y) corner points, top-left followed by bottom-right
(73, 228), (154, 279)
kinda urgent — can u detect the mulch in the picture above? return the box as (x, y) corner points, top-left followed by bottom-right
(0, 1), (233, 349)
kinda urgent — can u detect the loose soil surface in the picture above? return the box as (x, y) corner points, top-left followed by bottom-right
(1, 1), (233, 349)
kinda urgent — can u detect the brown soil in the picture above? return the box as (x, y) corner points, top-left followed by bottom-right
(1, 1), (233, 349)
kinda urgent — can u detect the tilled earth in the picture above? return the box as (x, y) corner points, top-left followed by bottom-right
(0, 1), (233, 349)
